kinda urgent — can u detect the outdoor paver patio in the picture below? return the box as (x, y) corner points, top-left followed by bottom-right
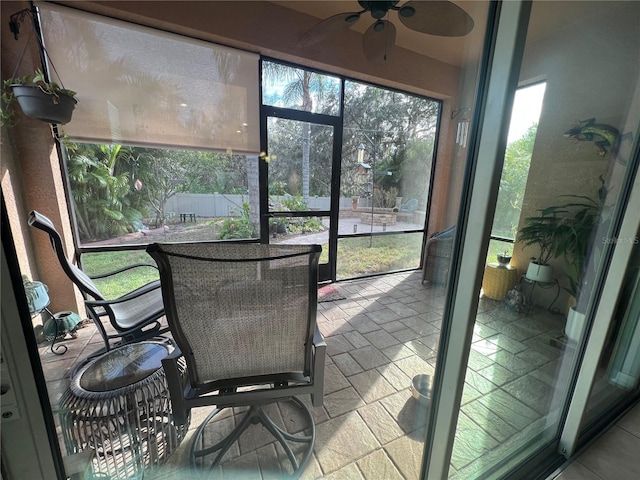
(38, 269), (570, 479)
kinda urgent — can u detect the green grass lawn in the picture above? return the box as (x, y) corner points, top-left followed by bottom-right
(81, 232), (425, 296)
(337, 233), (423, 279)
(82, 250), (159, 299)
(82, 235), (516, 297)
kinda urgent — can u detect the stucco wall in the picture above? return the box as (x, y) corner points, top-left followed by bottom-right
(1, 1), (84, 316)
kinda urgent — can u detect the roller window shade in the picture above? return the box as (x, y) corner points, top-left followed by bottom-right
(38, 4), (260, 154)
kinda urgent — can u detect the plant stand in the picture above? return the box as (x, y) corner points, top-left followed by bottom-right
(482, 263), (518, 300)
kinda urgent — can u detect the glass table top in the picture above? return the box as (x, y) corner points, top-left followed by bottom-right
(79, 341), (170, 392)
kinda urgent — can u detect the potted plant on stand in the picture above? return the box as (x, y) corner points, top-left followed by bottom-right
(2, 69), (77, 126)
(517, 212), (559, 283)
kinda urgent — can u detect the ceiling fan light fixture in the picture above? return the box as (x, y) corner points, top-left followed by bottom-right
(373, 20), (386, 33)
(371, 8), (387, 20)
(345, 13), (361, 24)
(398, 6), (416, 18)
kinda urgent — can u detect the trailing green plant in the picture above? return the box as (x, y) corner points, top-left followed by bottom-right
(1, 69), (77, 126)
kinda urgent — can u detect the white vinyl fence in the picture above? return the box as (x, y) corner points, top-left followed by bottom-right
(164, 193), (351, 218)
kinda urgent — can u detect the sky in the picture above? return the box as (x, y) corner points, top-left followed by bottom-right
(507, 82), (546, 144)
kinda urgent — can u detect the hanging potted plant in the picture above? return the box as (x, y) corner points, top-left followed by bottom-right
(2, 69), (77, 126)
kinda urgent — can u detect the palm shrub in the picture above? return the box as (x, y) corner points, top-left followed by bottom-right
(517, 214), (559, 267)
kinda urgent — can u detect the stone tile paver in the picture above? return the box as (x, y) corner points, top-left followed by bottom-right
(324, 387), (366, 418)
(357, 402), (405, 445)
(349, 369), (397, 404)
(324, 364), (351, 394)
(350, 345), (391, 370)
(314, 412), (379, 474)
(357, 448), (404, 480)
(332, 352), (364, 377)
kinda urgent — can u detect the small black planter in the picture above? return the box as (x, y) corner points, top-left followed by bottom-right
(497, 253), (512, 266)
(11, 84), (77, 124)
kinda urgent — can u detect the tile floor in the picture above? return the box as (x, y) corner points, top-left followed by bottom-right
(549, 402), (640, 480)
(39, 269), (583, 479)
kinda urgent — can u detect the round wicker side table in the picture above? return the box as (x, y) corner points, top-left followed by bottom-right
(482, 263), (518, 300)
(59, 341), (189, 479)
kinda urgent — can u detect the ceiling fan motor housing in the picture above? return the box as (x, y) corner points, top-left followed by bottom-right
(357, 1), (414, 20)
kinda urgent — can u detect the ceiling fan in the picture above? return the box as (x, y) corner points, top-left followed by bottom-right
(297, 1), (474, 62)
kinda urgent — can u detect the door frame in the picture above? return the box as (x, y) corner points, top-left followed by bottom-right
(421, 1), (534, 478)
(259, 104), (344, 282)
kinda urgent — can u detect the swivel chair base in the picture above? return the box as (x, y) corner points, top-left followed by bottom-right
(191, 397), (315, 477)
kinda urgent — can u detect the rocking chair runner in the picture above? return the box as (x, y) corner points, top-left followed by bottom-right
(28, 211), (167, 352)
(147, 241), (326, 475)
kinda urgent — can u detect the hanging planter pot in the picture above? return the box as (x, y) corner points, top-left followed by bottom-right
(11, 84), (77, 124)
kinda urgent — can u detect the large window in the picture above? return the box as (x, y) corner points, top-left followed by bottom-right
(261, 61), (440, 281)
(39, 3), (262, 249)
(64, 142), (259, 248)
(338, 80), (440, 279)
(487, 82), (546, 264)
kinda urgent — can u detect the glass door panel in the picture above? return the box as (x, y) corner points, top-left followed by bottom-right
(442, 1), (640, 478)
(266, 117), (334, 213)
(583, 237), (640, 424)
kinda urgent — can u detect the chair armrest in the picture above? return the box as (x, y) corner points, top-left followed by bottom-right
(311, 325), (326, 408)
(161, 347), (189, 425)
(85, 280), (161, 306)
(89, 263), (158, 280)
(313, 325), (326, 349)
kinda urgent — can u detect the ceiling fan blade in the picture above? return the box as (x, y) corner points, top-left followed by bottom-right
(398, 0), (474, 37)
(363, 20), (396, 62)
(298, 12), (362, 48)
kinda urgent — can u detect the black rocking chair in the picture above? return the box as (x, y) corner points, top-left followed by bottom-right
(28, 210), (167, 352)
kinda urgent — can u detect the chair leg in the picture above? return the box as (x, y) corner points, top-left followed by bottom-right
(190, 398), (315, 476)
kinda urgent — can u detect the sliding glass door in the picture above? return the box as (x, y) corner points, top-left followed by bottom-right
(424, 0), (640, 478)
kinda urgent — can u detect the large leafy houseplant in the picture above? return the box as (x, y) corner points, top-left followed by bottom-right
(518, 177), (605, 309)
(548, 195), (602, 299)
(518, 176), (607, 316)
(1, 69), (77, 126)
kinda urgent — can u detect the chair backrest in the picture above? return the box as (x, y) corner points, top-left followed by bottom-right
(28, 211), (104, 301)
(148, 242), (321, 390)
